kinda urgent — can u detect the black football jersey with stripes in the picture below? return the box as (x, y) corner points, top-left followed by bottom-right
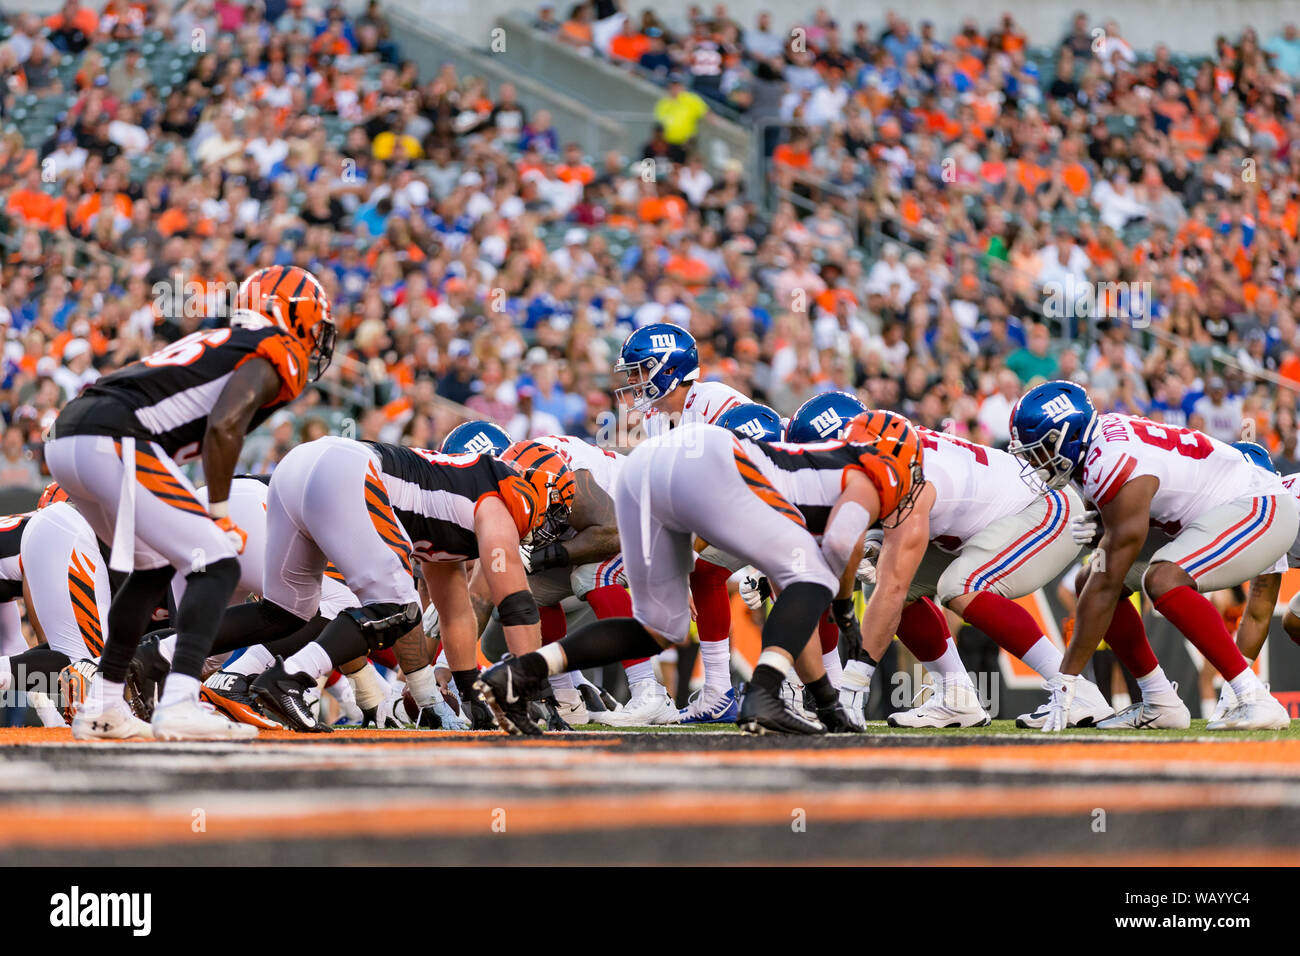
(52, 325), (308, 462)
(736, 438), (885, 535)
(366, 442), (530, 561)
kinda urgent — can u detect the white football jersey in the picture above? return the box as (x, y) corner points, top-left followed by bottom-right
(918, 427), (1038, 550)
(1080, 414), (1285, 531)
(643, 380), (748, 438)
(535, 434), (623, 498)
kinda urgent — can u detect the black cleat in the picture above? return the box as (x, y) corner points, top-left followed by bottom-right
(462, 694), (498, 730)
(126, 635), (171, 720)
(737, 682), (827, 735)
(530, 696), (573, 732)
(815, 700), (864, 733)
(201, 670), (282, 729)
(476, 657), (546, 736)
(250, 658), (332, 733)
(578, 682), (617, 714)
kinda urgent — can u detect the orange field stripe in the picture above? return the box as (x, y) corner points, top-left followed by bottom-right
(0, 782), (1287, 850)
(704, 848), (1300, 867)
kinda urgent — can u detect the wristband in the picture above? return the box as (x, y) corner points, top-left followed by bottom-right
(208, 500), (229, 519)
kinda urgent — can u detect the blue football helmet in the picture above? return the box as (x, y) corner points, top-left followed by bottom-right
(716, 402), (784, 442)
(785, 391), (868, 443)
(1007, 380), (1098, 490)
(1232, 440), (1278, 474)
(614, 322), (699, 413)
(441, 421), (512, 456)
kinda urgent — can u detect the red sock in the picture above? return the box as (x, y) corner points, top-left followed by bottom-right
(690, 559), (732, 645)
(540, 604), (567, 645)
(325, 669), (341, 687)
(960, 592), (1043, 658)
(370, 648), (397, 670)
(1098, 596), (1158, 677)
(818, 610), (839, 655)
(897, 597), (951, 662)
(586, 584), (633, 620)
(1153, 585), (1249, 680)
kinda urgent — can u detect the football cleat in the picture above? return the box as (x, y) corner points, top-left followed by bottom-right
(126, 635), (171, 720)
(250, 658), (332, 733)
(462, 693), (499, 730)
(1096, 692), (1192, 729)
(552, 692), (590, 726)
(71, 692), (155, 741)
(58, 659), (99, 722)
(737, 682), (827, 735)
(1207, 684), (1292, 731)
(679, 685), (740, 723)
(201, 670), (283, 729)
(888, 680), (991, 729)
(476, 657), (546, 736)
(589, 679), (680, 726)
(153, 697), (259, 741)
(1016, 674), (1113, 729)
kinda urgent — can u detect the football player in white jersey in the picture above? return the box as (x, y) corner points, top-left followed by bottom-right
(850, 410), (1096, 728)
(1009, 381), (1297, 732)
(615, 322), (750, 722)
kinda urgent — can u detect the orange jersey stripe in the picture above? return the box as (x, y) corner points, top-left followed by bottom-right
(733, 446), (807, 529)
(67, 551), (103, 656)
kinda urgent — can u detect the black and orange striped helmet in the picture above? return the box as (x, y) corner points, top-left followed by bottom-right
(843, 410), (926, 527)
(501, 440), (576, 541)
(235, 265), (337, 380)
(37, 481), (68, 509)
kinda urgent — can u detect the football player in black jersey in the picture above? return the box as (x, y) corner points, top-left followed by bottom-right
(45, 265), (335, 740)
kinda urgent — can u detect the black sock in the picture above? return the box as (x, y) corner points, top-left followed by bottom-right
(555, 617), (662, 673)
(210, 600), (310, 655)
(171, 557), (241, 679)
(806, 674), (837, 707)
(760, 582), (834, 658)
(452, 669), (480, 700)
(315, 613), (370, 670)
(101, 566), (176, 683)
(750, 663), (785, 694)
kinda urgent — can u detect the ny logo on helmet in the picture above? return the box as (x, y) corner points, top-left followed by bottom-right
(465, 435), (496, 454)
(735, 419), (764, 439)
(1042, 395), (1078, 422)
(648, 334), (676, 350)
(809, 409), (842, 436)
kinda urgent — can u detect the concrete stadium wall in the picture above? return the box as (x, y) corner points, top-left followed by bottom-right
(387, 0), (1293, 56)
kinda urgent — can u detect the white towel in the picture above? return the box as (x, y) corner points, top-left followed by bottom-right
(109, 436), (136, 573)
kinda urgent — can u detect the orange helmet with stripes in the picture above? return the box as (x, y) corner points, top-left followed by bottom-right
(501, 440), (576, 540)
(235, 265), (337, 380)
(37, 482), (68, 509)
(842, 410), (926, 527)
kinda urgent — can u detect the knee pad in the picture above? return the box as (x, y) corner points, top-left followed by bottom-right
(343, 602), (421, 652)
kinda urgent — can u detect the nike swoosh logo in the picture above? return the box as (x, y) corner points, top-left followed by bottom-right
(887, 470), (897, 486)
(504, 668), (518, 704)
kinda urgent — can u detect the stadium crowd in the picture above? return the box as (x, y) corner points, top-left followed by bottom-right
(0, 0), (1298, 505)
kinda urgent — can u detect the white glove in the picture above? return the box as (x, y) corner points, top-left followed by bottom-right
(1041, 674), (1077, 733)
(856, 554), (877, 586)
(519, 546), (534, 574)
(738, 568), (768, 610)
(838, 660), (872, 730)
(1071, 512), (1100, 547)
(856, 529), (883, 584)
(369, 695), (417, 729)
(422, 601), (440, 641)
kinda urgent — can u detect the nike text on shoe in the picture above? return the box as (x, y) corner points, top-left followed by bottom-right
(71, 696), (155, 741)
(737, 682), (827, 735)
(1016, 675), (1113, 728)
(201, 670), (282, 729)
(152, 697), (260, 741)
(476, 657), (545, 736)
(250, 658), (332, 733)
